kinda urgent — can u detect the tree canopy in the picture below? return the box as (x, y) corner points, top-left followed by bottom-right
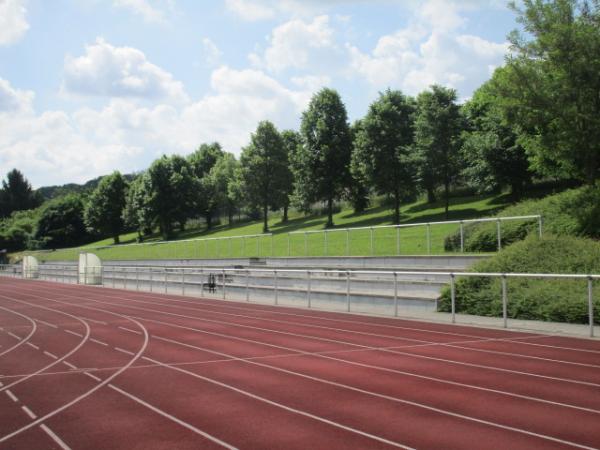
(0, 169), (41, 218)
(84, 171), (128, 244)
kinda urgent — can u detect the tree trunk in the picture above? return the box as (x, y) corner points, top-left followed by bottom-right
(326, 197), (334, 228)
(444, 180), (450, 220)
(113, 234), (120, 245)
(228, 207), (233, 226)
(283, 205), (289, 223)
(393, 189), (400, 225)
(427, 186), (436, 203)
(263, 203), (269, 233)
(205, 213), (212, 230)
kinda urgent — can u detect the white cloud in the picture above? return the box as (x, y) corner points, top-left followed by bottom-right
(225, 0), (275, 21)
(250, 15), (348, 76)
(0, 67), (312, 186)
(202, 38), (222, 66)
(111, 0), (169, 23)
(62, 38), (188, 104)
(225, 0), (360, 21)
(348, 1), (509, 96)
(0, 0), (29, 46)
(0, 77), (34, 113)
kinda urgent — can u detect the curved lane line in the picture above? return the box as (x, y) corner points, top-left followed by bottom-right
(0, 306), (37, 358)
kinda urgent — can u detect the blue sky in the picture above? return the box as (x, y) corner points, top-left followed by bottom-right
(0, 0), (516, 187)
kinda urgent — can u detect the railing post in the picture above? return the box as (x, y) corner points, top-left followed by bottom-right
(307, 271), (312, 308)
(588, 277), (594, 338)
(346, 229), (350, 256)
(229, 237), (232, 257)
(501, 275), (508, 328)
(396, 227), (400, 255)
(222, 268), (226, 299)
(246, 269), (250, 302)
(538, 216), (543, 238)
(274, 270), (278, 305)
(460, 221), (464, 253)
(450, 273), (456, 324)
(287, 233), (291, 257)
(324, 230), (328, 256)
(394, 272), (398, 317)
(497, 219), (502, 251)
(150, 269), (153, 292)
(370, 227), (374, 256)
(426, 223), (431, 255)
(164, 270), (168, 294)
(136, 267), (139, 291)
(242, 236), (246, 257)
(181, 269), (185, 296)
(257, 236), (260, 257)
(271, 234), (274, 257)
(200, 269), (204, 297)
(346, 271), (351, 312)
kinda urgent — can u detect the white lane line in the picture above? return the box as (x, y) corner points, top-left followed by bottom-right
(6, 389), (18, 402)
(21, 405), (37, 419)
(114, 347), (134, 356)
(64, 329), (83, 337)
(136, 313), (600, 389)
(118, 326), (142, 335)
(84, 372), (101, 382)
(90, 338), (109, 346)
(43, 351), (58, 360)
(40, 424), (71, 450)
(26, 342), (39, 350)
(7, 331), (21, 340)
(154, 334), (600, 416)
(34, 319), (57, 329)
(62, 361), (77, 370)
(108, 384), (239, 450)
(143, 355), (413, 449)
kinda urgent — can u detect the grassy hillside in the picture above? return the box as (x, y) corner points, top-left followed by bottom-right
(25, 193), (514, 261)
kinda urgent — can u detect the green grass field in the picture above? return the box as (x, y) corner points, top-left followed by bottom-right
(27, 193), (516, 262)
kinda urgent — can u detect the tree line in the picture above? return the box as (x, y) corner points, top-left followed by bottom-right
(1, 0), (597, 251)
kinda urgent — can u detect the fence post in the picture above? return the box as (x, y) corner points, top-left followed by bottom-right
(307, 271), (312, 308)
(200, 269), (204, 297)
(588, 277), (594, 338)
(538, 216), (543, 238)
(242, 237), (246, 257)
(150, 269), (153, 292)
(324, 231), (328, 256)
(396, 227), (400, 256)
(502, 275), (508, 328)
(394, 272), (398, 317)
(287, 233), (291, 257)
(274, 270), (278, 305)
(370, 227), (374, 256)
(164, 270), (167, 294)
(450, 273), (456, 324)
(346, 229), (350, 256)
(426, 223), (431, 255)
(497, 219), (502, 251)
(222, 268), (226, 299)
(460, 221), (465, 253)
(271, 234), (274, 257)
(136, 267), (139, 291)
(346, 271), (351, 312)
(229, 237), (232, 257)
(246, 269), (250, 302)
(304, 232), (308, 256)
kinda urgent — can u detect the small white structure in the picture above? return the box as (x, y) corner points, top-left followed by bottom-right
(78, 253), (103, 285)
(22, 255), (39, 279)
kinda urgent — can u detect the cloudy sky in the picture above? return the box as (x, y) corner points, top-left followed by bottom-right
(0, 0), (515, 187)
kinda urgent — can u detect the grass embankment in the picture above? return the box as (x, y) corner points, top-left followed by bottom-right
(27, 193), (512, 262)
(438, 236), (600, 324)
(439, 185), (600, 324)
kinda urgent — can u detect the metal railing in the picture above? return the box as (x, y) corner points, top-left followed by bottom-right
(23, 215), (542, 261)
(5, 263), (596, 337)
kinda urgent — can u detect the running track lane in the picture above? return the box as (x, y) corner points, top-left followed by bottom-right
(0, 277), (599, 449)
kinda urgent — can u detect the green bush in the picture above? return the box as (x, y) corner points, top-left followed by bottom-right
(444, 184), (600, 251)
(438, 235), (600, 324)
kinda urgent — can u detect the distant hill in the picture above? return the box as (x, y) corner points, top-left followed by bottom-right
(36, 174), (137, 200)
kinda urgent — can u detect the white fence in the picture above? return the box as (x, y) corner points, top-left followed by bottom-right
(24, 215), (542, 261)
(1, 262), (597, 337)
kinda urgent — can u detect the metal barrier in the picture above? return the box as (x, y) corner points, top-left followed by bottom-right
(8, 263), (595, 337)
(22, 215), (542, 261)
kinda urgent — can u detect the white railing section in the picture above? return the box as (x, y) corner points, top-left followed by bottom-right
(3, 263), (596, 337)
(22, 215), (542, 260)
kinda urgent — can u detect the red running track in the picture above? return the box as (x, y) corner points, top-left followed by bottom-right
(1, 277), (599, 450)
